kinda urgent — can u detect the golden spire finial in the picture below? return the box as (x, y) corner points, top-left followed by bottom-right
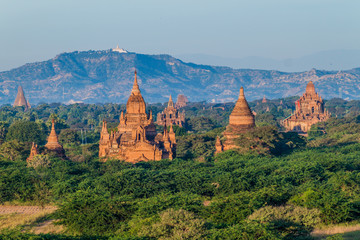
(239, 87), (244, 99)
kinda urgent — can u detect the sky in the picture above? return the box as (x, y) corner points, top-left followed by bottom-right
(0, 0), (359, 71)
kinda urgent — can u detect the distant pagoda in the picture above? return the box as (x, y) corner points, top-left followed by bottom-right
(14, 86), (31, 110)
(175, 94), (189, 109)
(27, 117), (66, 161)
(112, 45), (128, 53)
(156, 95), (185, 127)
(281, 81), (330, 134)
(262, 95), (267, 103)
(27, 142), (39, 163)
(216, 87), (255, 153)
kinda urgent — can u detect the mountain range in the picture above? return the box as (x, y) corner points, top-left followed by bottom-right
(176, 50), (360, 72)
(0, 49), (359, 104)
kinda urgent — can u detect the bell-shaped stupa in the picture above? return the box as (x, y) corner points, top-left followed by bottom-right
(216, 87), (255, 152)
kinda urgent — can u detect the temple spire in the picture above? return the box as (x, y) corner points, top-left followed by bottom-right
(306, 81), (316, 94)
(14, 86), (31, 110)
(168, 95), (174, 108)
(45, 118), (65, 157)
(239, 87), (245, 99)
(131, 70), (141, 95)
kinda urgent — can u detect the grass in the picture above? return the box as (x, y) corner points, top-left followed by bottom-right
(312, 223), (360, 239)
(0, 207), (63, 234)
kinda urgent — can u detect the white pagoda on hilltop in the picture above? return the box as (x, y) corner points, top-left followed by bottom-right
(112, 45), (128, 53)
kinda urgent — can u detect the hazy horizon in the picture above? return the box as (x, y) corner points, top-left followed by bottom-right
(1, 0), (360, 71)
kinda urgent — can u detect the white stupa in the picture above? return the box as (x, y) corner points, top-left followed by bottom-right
(112, 45), (128, 53)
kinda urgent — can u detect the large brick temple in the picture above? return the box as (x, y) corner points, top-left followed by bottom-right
(281, 81), (330, 134)
(99, 71), (176, 162)
(216, 87), (255, 153)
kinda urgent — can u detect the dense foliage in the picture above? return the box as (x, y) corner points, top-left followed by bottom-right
(1, 101), (360, 239)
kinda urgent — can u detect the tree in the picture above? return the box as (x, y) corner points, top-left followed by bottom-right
(0, 140), (28, 161)
(56, 190), (133, 235)
(59, 129), (80, 145)
(6, 120), (46, 144)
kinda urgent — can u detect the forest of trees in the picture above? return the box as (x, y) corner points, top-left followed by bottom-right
(1, 98), (360, 239)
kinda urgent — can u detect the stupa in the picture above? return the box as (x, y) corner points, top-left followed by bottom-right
(45, 119), (65, 157)
(216, 87), (255, 153)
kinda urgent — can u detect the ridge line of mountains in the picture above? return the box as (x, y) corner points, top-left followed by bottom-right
(0, 49), (359, 104)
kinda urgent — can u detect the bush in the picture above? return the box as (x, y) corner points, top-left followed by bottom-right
(56, 190), (133, 235)
(27, 154), (51, 169)
(248, 205), (321, 227)
(207, 220), (281, 240)
(137, 208), (206, 240)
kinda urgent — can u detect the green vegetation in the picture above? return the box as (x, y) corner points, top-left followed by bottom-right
(1, 101), (360, 239)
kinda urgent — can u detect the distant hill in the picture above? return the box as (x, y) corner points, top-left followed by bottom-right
(177, 50), (360, 72)
(0, 49), (359, 104)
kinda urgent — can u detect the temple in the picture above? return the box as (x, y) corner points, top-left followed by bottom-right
(156, 95), (185, 127)
(27, 118), (66, 161)
(99, 71), (176, 163)
(262, 96), (267, 103)
(216, 87), (255, 153)
(112, 45), (128, 53)
(27, 142), (39, 163)
(14, 86), (31, 110)
(281, 81), (330, 134)
(175, 94), (189, 109)
(44, 119), (66, 157)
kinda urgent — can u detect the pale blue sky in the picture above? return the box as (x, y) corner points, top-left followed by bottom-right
(0, 0), (359, 71)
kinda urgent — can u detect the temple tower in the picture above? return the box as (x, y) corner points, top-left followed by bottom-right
(175, 94), (189, 109)
(156, 95), (185, 127)
(45, 119), (65, 157)
(14, 86), (31, 110)
(27, 142), (39, 163)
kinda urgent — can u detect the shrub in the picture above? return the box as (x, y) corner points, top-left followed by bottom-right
(56, 190), (133, 235)
(248, 204), (321, 227)
(137, 208), (206, 240)
(27, 154), (51, 169)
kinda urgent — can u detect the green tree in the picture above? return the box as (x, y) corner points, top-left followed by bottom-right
(56, 190), (133, 235)
(0, 140), (28, 161)
(6, 120), (46, 144)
